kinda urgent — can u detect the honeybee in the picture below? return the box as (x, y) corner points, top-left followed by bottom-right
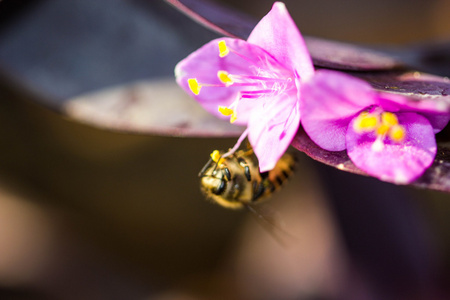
(198, 148), (296, 209)
(199, 147), (297, 244)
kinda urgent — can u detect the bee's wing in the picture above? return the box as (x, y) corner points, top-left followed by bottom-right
(244, 204), (298, 248)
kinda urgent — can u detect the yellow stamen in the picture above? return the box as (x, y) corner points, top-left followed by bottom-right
(381, 112), (399, 126)
(218, 106), (234, 116)
(389, 125), (406, 142)
(376, 124), (390, 136)
(360, 116), (378, 129)
(188, 78), (201, 95)
(217, 70), (233, 85)
(353, 112), (378, 132)
(354, 110), (406, 145)
(218, 40), (229, 57)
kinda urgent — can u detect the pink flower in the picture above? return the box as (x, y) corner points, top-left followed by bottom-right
(301, 70), (450, 184)
(175, 2), (314, 171)
(175, 1), (449, 181)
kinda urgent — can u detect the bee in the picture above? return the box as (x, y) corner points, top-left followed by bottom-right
(198, 148), (296, 209)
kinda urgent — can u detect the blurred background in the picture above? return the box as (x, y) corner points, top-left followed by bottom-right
(0, 0), (449, 299)
(223, 0), (450, 44)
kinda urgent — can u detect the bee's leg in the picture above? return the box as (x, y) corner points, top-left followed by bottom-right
(240, 140), (254, 156)
(245, 140), (252, 150)
(243, 148), (254, 157)
(252, 181), (266, 201)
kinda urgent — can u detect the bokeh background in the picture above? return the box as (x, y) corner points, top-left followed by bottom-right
(0, 0), (449, 299)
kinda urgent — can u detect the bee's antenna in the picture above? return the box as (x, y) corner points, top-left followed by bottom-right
(212, 156), (221, 174)
(198, 158), (213, 177)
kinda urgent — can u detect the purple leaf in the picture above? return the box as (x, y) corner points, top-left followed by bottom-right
(305, 36), (404, 71)
(165, 0), (405, 71)
(165, 0), (256, 40)
(292, 128), (364, 175)
(353, 71), (450, 106)
(64, 79), (245, 137)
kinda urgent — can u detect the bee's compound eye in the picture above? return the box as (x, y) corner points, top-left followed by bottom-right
(213, 180), (226, 195)
(237, 157), (251, 181)
(223, 167), (231, 181)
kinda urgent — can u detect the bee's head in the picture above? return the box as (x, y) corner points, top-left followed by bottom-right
(200, 164), (227, 196)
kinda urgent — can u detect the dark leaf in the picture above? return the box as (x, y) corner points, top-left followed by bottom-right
(0, 0), (218, 102)
(64, 78), (245, 137)
(353, 70), (450, 106)
(397, 41), (450, 77)
(304, 36), (404, 71)
(165, 0), (256, 40)
(291, 129), (364, 177)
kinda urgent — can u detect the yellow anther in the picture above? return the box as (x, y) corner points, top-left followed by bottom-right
(218, 106), (234, 116)
(360, 116), (378, 129)
(230, 111), (237, 124)
(353, 110), (406, 145)
(217, 70), (233, 85)
(381, 112), (399, 126)
(218, 40), (230, 57)
(389, 125), (406, 142)
(353, 112), (378, 132)
(218, 106), (238, 123)
(210, 150), (221, 162)
(210, 150), (225, 165)
(376, 124), (390, 136)
(188, 78), (201, 95)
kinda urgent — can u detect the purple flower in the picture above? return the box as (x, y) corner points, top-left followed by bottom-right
(175, 2), (314, 171)
(301, 70), (450, 184)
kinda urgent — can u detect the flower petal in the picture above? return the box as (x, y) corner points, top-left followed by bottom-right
(420, 113), (450, 133)
(346, 112), (436, 184)
(247, 2), (314, 81)
(376, 93), (450, 133)
(175, 37), (286, 125)
(301, 70), (377, 151)
(247, 92), (300, 172)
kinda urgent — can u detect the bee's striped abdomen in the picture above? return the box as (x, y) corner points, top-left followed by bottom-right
(251, 152), (296, 202)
